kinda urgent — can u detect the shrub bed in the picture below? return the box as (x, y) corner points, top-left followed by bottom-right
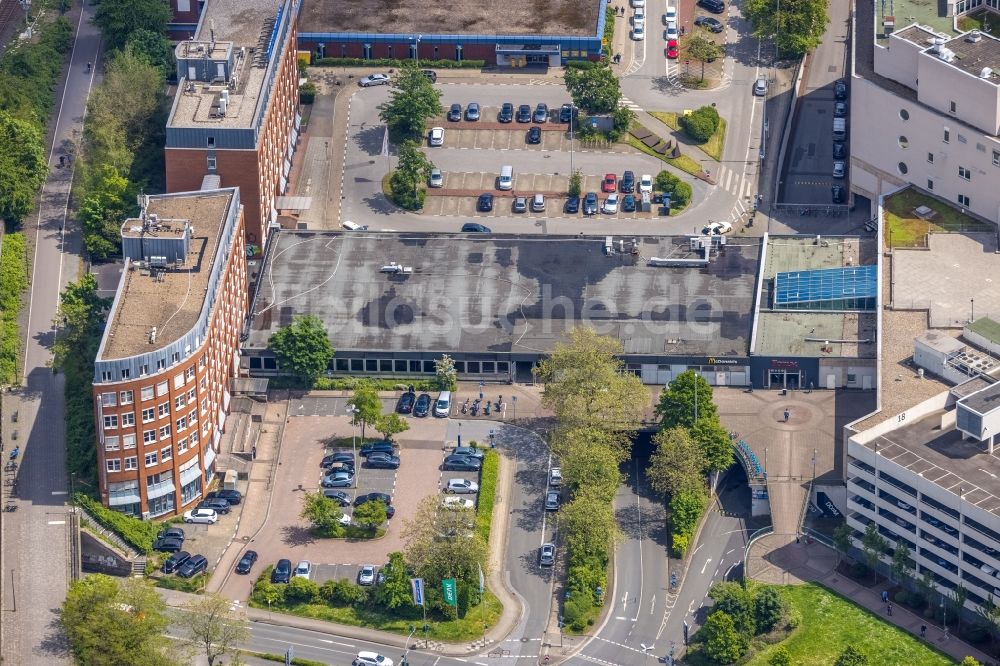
(313, 57), (486, 69)
(75, 493), (158, 554)
(0, 233), (27, 384)
(475, 449), (499, 543)
(269, 375), (440, 392)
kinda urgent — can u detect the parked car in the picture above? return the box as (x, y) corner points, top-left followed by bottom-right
(323, 489), (352, 506)
(162, 551), (191, 574)
(271, 559), (292, 583)
(360, 440), (396, 457)
(396, 391), (416, 414)
(539, 543), (556, 566)
(695, 16), (724, 32)
(622, 194), (637, 212)
(322, 471), (355, 488)
(753, 76), (768, 96)
(206, 489), (242, 505)
(527, 126), (542, 144)
(413, 393), (431, 417)
(153, 536), (185, 553)
(341, 221), (367, 231)
(564, 196), (580, 213)
(453, 446), (485, 459)
(354, 652), (393, 666)
(664, 5), (677, 22)
(832, 161), (845, 178)
(157, 526), (185, 541)
(583, 192), (599, 215)
(365, 452), (401, 469)
(602, 173), (617, 193)
(358, 73), (390, 87)
(197, 498), (232, 514)
(665, 21), (679, 39)
(620, 170), (635, 193)
(177, 554), (208, 578)
(533, 103), (549, 123)
(443, 496), (475, 510)
(834, 101), (847, 117)
(421, 69), (437, 82)
(465, 102), (481, 121)
(512, 196), (528, 213)
(703, 220), (733, 235)
(446, 478), (480, 494)
(235, 550), (258, 575)
(463, 222), (491, 233)
(428, 168), (444, 188)
(322, 451), (355, 467)
(324, 461), (356, 477)
(183, 508), (218, 524)
(355, 492), (393, 507)
(832, 142), (846, 159)
(639, 174), (653, 194)
(545, 491), (560, 511)
(697, 0), (725, 13)
(831, 185), (845, 203)
(428, 127), (444, 146)
(516, 104), (532, 123)
(447, 103), (462, 121)
(476, 193), (494, 212)
(559, 103), (574, 123)
(549, 467), (563, 487)
(632, 23), (645, 40)
(531, 193), (546, 212)
(443, 454), (482, 471)
(358, 565), (377, 586)
(602, 193), (620, 214)
(665, 40), (679, 59)
(498, 102), (514, 123)
(434, 391), (452, 417)
(834, 79), (848, 100)
(294, 561), (312, 580)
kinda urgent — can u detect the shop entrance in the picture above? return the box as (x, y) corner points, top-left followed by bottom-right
(767, 369), (801, 389)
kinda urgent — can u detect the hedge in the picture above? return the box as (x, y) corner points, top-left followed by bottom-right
(269, 375), (440, 391)
(313, 57), (486, 69)
(257, 654), (330, 666)
(75, 493), (159, 554)
(0, 233), (27, 384)
(603, 6), (616, 59)
(475, 449), (500, 544)
(566, 60), (600, 70)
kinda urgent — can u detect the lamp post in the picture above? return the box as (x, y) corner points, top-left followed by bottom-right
(413, 35), (421, 62)
(347, 404), (360, 488)
(941, 594), (948, 639)
(402, 624), (416, 666)
(569, 103), (576, 180)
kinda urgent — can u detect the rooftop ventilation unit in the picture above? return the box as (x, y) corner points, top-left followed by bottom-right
(981, 67), (993, 79)
(967, 30), (982, 42)
(931, 37), (946, 53)
(938, 47), (955, 62)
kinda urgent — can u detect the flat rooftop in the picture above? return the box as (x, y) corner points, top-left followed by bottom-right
(962, 381), (1000, 415)
(763, 235), (874, 277)
(298, 0), (600, 36)
(100, 191), (234, 360)
(969, 317), (1000, 344)
(246, 233), (762, 357)
(877, 0), (957, 41)
(939, 31), (1000, 81)
(862, 409), (1000, 517)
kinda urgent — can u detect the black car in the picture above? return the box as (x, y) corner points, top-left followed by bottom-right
(622, 194), (637, 212)
(834, 79), (848, 100)
(583, 192), (599, 215)
(355, 492), (393, 507)
(397, 391), (416, 414)
(365, 452), (401, 469)
(157, 526), (185, 541)
(516, 104), (532, 123)
(197, 499), (231, 515)
(698, 0), (726, 13)
(177, 554), (208, 579)
(443, 454), (482, 471)
(235, 550), (258, 575)
(162, 551), (191, 574)
(533, 103), (549, 123)
(322, 451), (355, 467)
(360, 440), (396, 457)
(831, 185), (845, 204)
(498, 102), (514, 123)
(323, 489), (352, 506)
(447, 103), (462, 122)
(206, 489), (242, 505)
(153, 536), (185, 553)
(413, 393), (431, 417)
(620, 170), (635, 193)
(565, 196), (580, 214)
(463, 222), (491, 233)
(527, 126), (541, 144)
(559, 103), (574, 123)
(271, 558), (292, 583)
(421, 69), (437, 83)
(695, 16), (725, 32)
(476, 193), (494, 212)
(833, 142), (846, 159)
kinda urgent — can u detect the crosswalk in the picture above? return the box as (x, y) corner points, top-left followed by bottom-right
(713, 164), (755, 199)
(620, 96), (643, 112)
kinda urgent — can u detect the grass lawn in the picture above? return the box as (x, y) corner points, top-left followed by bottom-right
(884, 187), (992, 247)
(154, 573), (206, 593)
(958, 9), (1000, 33)
(744, 584), (955, 666)
(625, 135), (702, 178)
(251, 590), (503, 642)
(649, 111), (727, 161)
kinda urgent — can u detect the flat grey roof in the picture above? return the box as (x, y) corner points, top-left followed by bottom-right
(246, 232), (762, 358)
(962, 382), (1000, 415)
(941, 32), (1000, 81)
(864, 410), (1000, 517)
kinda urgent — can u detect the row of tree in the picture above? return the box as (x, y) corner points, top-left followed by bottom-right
(698, 582), (788, 664)
(744, 0), (829, 57)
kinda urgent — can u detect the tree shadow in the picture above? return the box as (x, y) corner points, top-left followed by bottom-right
(354, 124), (396, 157)
(280, 524), (318, 547)
(36, 614), (71, 658)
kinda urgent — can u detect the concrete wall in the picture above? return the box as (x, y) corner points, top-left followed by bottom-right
(918, 51), (1000, 137)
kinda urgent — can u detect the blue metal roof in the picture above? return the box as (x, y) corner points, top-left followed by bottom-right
(774, 265), (878, 308)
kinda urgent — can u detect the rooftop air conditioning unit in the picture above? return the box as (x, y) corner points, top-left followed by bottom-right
(981, 67), (993, 79)
(967, 30), (982, 42)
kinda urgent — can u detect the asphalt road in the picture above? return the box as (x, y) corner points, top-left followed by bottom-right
(0, 3), (99, 663)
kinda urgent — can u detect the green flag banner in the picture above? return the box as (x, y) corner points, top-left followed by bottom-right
(442, 578), (458, 606)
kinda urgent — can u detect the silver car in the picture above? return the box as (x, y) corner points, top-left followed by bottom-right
(428, 168), (443, 188)
(446, 478), (479, 494)
(832, 161), (845, 179)
(539, 543), (556, 566)
(359, 73), (390, 87)
(545, 491), (560, 511)
(753, 77), (768, 96)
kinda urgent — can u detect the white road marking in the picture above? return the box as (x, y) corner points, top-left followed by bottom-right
(621, 591), (629, 610)
(650, 595), (656, 615)
(692, 543), (704, 557)
(318, 639), (356, 648)
(700, 557), (712, 575)
(51, 491), (68, 496)
(615, 616), (628, 620)
(48, 520), (66, 525)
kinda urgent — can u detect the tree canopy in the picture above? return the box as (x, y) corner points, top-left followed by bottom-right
(655, 370), (718, 429)
(351, 380), (382, 440)
(94, 0), (172, 51)
(564, 66), (623, 114)
(833, 645), (870, 666)
(374, 552), (413, 609)
(300, 491), (344, 537)
(176, 593), (250, 666)
(378, 63), (443, 140)
(744, 0), (829, 57)
(686, 36), (724, 82)
(647, 426), (706, 497)
(388, 140), (435, 211)
(0, 112), (47, 222)
(701, 610), (747, 664)
(403, 495), (488, 587)
(268, 314), (334, 384)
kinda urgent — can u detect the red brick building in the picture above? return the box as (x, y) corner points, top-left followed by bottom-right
(93, 188), (247, 518)
(165, 0), (301, 252)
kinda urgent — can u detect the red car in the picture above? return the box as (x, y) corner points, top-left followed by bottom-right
(601, 173), (617, 193)
(666, 40), (679, 59)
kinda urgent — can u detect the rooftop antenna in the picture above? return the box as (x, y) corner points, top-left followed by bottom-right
(210, 19), (216, 47)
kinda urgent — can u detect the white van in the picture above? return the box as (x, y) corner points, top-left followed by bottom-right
(434, 391), (452, 418)
(498, 165), (514, 191)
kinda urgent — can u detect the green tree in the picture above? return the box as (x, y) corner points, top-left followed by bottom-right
(961, 656), (983, 666)
(435, 354), (458, 391)
(655, 370), (717, 429)
(669, 485), (708, 557)
(833, 645), (870, 666)
(769, 646), (792, 666)
(378, 63), (444, 140)
(557, 428), (621, 502)
(124, 29), (175, 75)
(0, 111), (47, 222)
(299, 491), (344, 537)
(389, 140), (436, 210)
(710, 581), (756, 637)
(647, 426), (706, 497)
(860, 522), (887, 585)
(352, 499), (389, 531)
(701, 610), (746, 664)
(680, 106), (720, 143)
(608, 106), (635, 141)
(686, 35), (723, 82)
(975, 595), (1000, 650)
(285, 576), (320, 603)
(61, 575), (174, 666)
(351, 380), (382, 440)
(744, 0), (829, 57)
(403, 495), (488, 585)
(916, 569), (937, 613)
(669, 180), (693, 207)
(832, 521), (853, 568)
(176, 593), (250, 666)
(375, 552), (413, 609)
(691, 418), (735, 473)
(376, 412), (410, 441)
(77, 164), (133, 259)
(268, 314), (334, 384)
(564, 66), (622, 113)
(93, 0), (171, 50)
(949, 583), (969, 634)
(322, 578), (368, 606)
(53, 274), (110, 369)
(561, 490), (618, 564)
(568, 169), (583, 197)
(890, 542), (913, 585)
(754, 586), (786, 634)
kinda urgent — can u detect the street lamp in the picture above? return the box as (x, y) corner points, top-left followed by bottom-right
(401, 624), (416, 666)
(413, 35), (421, 62)
(569, 103), (576, 180)
(347, 403), (360, 488)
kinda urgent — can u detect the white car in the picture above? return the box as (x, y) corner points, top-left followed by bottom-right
(358, 565), (377, 586)
(339, 512), (352, 526)
(630, 0), (645, 7)
(342, 221), (368, 231)
(632, 24), (645, 40)
(639, 174), (653, 194)
(664, 5), (677, 22)
(549, 467), (563, 487)
(665, 22), (679, 40)
(294, 560), (312, 580)
(602, 193), (620, 214)
(183, 508), (218, 524)
(358, 73), (390, 87)
(428, 127), (444, 146)
(633, 7), (646, 24)
(429, 168), (443, 188)
(446, 478), (479, 494)
(531, 193), (546, 212)
(443, 496), (475, 510)
(354, 652), (393, 666)
(703, 220), (734, 235)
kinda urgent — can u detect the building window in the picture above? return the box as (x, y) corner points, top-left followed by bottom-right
(107, 459), (121, 472)
(189, 409), (198, 423)
(103, 415), (118, 429)
(171, 352), (180, 364)
(176, 416), (187, 431)
(156, 381), (169, 396)
(207, 156), (217, 170)
(927, 179), (934, 191)
(124, 456), (138, 470)
(959, 166), (971, 180)
(142, 407), (155, 423)
(158, 402), (170, 418)
(120, 390), (134, 405)
(174, 373), (184, 389)
(101, 370), (113, 382)
(187, 388), (197, 403)
(123, 434), (136, 449)
(899, 109), (909, 120)
(201, 398), (208, 414)
(143, 429), (156, 443)
(994, 150), (1000, 167)
(190, 431), (199, 446)
(141, 386), (154, 401)
(898, 136), (908, 148)
(145, 451), (158, 466)
(121, 412), (135, 427)
(898, 162), (908, 175)
(101, 392), (117, 407)
(207, 136), (216, 148)
(161, 446), (173, 462)
(959, 194), (970, 207)
(943, 128), (950, 143)
(157, 359), (165, 370)
(139, 364), (148, 376)
(159, 425), (172, 440)
(950, 100), (956, 113)
(175, 396), (186, 410)
(185, 367), (196, 381)
(178, 437), (189, 453)
(927, 152), (934, 163)
(105, 436), (120, 451)
(958, 134), (967, 144)
(121, 368), (130, 380)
